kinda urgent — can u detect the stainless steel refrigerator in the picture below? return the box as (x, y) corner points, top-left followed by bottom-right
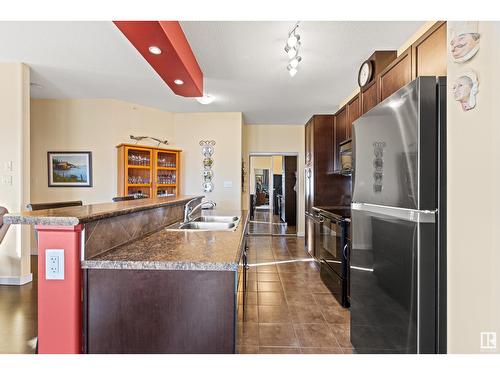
(350, 76), (447, 354)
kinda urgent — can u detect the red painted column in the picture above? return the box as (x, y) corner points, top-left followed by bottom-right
(35, 225), (83, 354)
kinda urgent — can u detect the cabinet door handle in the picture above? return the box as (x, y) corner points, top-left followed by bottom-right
(343, 243), (349, 260)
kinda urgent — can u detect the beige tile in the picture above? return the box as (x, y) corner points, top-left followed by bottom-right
(300, 347), (344, 354)
(255, 264), (278, 273)
(257, 281), (283, 292)
(289, 304), (326, 324)
(293, 324), (340, 348)
(329, 324), (353, 348)
(312, 293), (342, 307)
(238, 291), (257, 305)
(308, 282), (332, 293)
(237, 322), (259, 346)
(258, 292), (287, 306)
(259, 346), (301, 354)
(238, 305), (259, 323)
(276, 263), (299, 273)
(237, 345), (259, 354)
(257, 273), (280, 282)
(284, 291), (317, 306)
(258, 305), (291, 323)
(321, 306), (350, 324)
(259, 324), (298, 347)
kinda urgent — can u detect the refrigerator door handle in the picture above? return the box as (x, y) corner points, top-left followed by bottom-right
(351, 202), (436, 223)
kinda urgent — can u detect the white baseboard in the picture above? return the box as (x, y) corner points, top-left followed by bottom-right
(0, 273), (33, 285)
(297, 231), (305, 237)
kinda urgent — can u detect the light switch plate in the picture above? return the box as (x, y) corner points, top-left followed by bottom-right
(45, 249), (65, 280)
(223, 181), (233, 188)
(1, 175), (12, 185)
(4, 161), (13, 172)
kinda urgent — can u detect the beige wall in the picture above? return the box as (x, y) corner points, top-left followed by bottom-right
(30, 101), (243, 212)
(447, 22), (500, 353)
(242, 124), (304, 234)
(30, 99), (175, 204)
(172, 112), (243, 210)
(0, 63), (31, 284)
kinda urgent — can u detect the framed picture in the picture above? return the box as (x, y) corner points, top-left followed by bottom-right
(47, 151), (93, 187)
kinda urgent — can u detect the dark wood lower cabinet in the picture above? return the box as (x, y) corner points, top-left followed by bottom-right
(84, 268), (238, 353)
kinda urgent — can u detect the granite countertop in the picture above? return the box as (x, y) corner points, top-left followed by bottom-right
(4, 195), (203, 226)
(81, 210), (249, 272)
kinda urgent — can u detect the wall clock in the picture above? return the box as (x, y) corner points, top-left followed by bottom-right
(358, 60), (373, 88)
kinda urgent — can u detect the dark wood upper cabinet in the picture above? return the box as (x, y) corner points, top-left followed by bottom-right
(361, 79), (379, 114)
(379, 47), (413, 102)
(346, 94), (361, 139)
(412, 21), (447, 77)
(304, 115), (345, 210)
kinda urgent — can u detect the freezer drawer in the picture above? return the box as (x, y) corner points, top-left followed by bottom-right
(350, 203), (436, 353)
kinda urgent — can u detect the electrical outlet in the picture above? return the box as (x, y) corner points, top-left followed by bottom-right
(45, 249), (64, 280)
(223, 181), (233, 188)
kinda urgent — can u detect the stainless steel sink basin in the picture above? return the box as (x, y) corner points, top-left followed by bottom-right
(191, 216), (239, 223)
(166, 216), (240, 232)
(179, 222), (236, 230)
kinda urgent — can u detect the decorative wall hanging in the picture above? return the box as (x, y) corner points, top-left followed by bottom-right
(200, 140), (216, 193)
(130, 135), (169, 147)
(47, 151), (92, 187)
(449, 21), (480, 63)
(452, 71), (479, 111)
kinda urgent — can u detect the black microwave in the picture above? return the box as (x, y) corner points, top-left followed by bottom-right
(338, 139), (352, 176)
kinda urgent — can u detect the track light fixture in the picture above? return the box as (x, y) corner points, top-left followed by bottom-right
(284, 22), (302, 77)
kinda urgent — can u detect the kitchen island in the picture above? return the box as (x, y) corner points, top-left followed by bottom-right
(4, 196), (249, 354)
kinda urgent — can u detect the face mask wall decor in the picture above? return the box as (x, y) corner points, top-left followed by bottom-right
(452, 71), (479, 111)
(200, 140), (215, 193)
(449, 21), (481, 63)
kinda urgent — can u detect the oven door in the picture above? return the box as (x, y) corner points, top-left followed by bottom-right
(318, 215), (344, 277)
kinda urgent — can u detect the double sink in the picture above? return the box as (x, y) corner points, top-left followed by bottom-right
(167, 215), (241, 232)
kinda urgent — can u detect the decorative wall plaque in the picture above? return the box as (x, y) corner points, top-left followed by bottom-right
(452, 71), (479, 111)
(449, 21), (480, 63)
(372, 141), (386, 193)
(200, 140), (216, 192)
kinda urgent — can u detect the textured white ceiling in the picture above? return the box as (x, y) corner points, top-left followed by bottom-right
(0, 21), (423, 124)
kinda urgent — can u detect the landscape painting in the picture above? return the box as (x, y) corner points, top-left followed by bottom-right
(47, 152), (92, 187)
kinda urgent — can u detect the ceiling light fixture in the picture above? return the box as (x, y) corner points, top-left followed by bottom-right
(287, 65), (298, 77)
(289, 56), (302, 69)
(284, 22), (302, 77)
(148, 46), (162, 55)
(174, 79), (184, 85)
(196, 95), (215, 105)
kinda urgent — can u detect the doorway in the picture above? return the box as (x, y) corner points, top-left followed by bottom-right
(248, 154), (298, 236)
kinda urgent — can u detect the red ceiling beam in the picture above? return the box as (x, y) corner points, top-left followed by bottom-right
(113, 21), (203, 97)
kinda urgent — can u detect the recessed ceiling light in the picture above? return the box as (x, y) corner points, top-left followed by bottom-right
(196, 95), (215, 105)
(174, 79), (184, 85)
(148, 46), (162, 55)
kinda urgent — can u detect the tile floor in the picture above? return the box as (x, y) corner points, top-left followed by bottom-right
(248, 209), (297, 236)
(236, 236), (353, 354)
